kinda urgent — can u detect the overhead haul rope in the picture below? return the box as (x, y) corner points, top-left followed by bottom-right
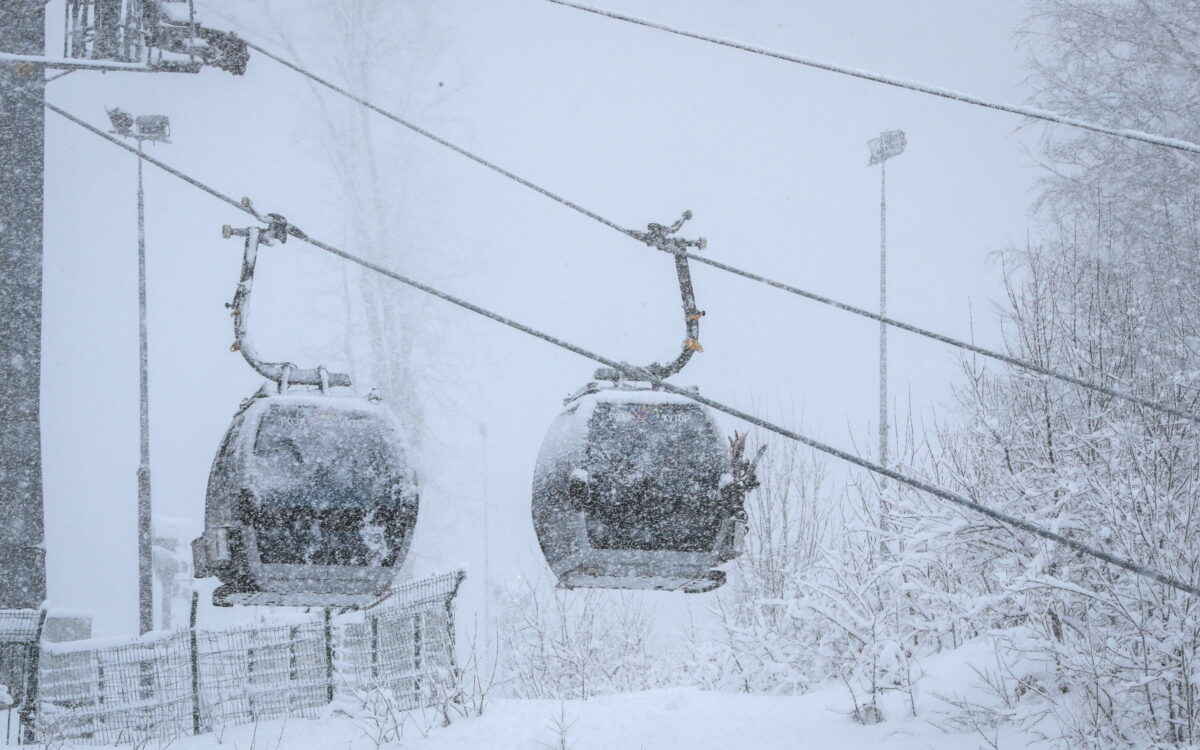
(241, 39), (1200, 425)
(37, 93), (1200, 599)
(543, 0), (1200, 157)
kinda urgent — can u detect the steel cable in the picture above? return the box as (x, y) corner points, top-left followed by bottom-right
(242, 40), (635, 239)
(235, 41), (1200, 425)
(38, 93), (1200, 599)
(543, 0), (1200, 156)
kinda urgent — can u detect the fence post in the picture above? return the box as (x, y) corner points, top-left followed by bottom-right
(445, 571), (466, 670)
(288, 626), (298, 682)
(189, 591), (200, 736)
(246, 642), (257, 721)
(323, 608), (333, 704)
(18, 609), (47, 745)
(441, 571), (467, 701)
(413, 612), (423, 699)
(369, 616), (379, 680)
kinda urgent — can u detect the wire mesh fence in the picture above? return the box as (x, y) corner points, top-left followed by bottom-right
(39, 632), (193, 745)
(0, 610), (43, 703)
(0, 610), (45, 746)
(196, 619), (330, 730)
(341, 605), (456, 711)
(25, 570), (465, 746)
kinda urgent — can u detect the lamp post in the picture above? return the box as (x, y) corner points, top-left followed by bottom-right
(868, 130), (905, 550)
(107, 107), (170, 634)
(867, 130), (906, 470)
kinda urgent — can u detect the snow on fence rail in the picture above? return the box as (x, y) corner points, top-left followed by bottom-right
(23, 570), (464, 746)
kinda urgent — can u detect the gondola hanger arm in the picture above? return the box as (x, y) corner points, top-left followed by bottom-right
(596, 210), (708, 383)
(223, 212), (352, 390)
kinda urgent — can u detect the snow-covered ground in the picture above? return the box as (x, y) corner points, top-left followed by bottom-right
(175, 690), (958, 750)
(23, 636), (1032, 750)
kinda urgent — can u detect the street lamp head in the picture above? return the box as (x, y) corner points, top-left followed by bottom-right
(106, 107), (134, 137)
(868, 129), (906, 166)
(135, 114), (171, 143)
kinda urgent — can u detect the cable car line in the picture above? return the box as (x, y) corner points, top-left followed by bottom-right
(37, 95), (253, 215)
(674, 249), (1200, 425)
(242, 39), (634, 239)
(542, 0), (1200, 157)
(37, 94), (1200, 599)
(231, 42), (1200, 427)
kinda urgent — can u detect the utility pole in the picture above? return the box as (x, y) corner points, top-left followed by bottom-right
(108, 109), (171, 634)
(0, 0), (48, 611)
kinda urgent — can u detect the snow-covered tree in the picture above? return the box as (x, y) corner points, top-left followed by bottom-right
(907, 2), (1200, 745)
(688, 436), (831, 695)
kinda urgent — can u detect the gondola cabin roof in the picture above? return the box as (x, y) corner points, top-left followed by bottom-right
(540, 384), (714, 459)
(234, 388), (403, 416)
(563, 382), (705, 412)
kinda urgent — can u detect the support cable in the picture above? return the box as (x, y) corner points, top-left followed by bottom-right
(37, 93), (1200, 599)
(241, 39), (635, 239)
(674, 249), (1200, 424)
(543, 0), (1200, 157)
(197, 45), (1200, 425)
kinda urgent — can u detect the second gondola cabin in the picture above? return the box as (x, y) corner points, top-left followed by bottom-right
(532, 381), (747, 593)
(193, 387), (419, 607)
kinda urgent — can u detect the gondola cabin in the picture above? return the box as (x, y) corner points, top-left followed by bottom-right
(532, 382), (747, 593)
(193, 388), (418, 607)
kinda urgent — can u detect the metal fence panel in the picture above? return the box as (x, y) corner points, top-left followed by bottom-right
(39, 634), (192, 745)
(28, 570), (464, 745)
(197, 621), (328, 729)
(0, 609), (42, 710)
(341, 570), (463, 710)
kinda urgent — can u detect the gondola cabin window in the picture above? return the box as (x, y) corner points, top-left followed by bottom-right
(584, 402), (725, 552)
(251, 404), (407, 567)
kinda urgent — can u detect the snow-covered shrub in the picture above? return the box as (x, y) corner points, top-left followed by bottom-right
(886, 2), (1200, 743)
(687, 428), (944, 721)
(428, 621), (499, 724)
(497, 576), (673, 700)
(690, 438), (831, 695)
(921, 240), (1200, 748)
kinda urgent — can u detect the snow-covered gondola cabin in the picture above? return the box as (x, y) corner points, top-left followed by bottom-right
(532, 382), (748, 593)
(192, 389), (418, 607)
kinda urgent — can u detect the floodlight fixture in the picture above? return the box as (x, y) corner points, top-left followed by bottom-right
(868, 129), (906, 166)
(106, 107), (134, 137)
(106, 108), (171, 143)
(135, 114), (171, 143)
